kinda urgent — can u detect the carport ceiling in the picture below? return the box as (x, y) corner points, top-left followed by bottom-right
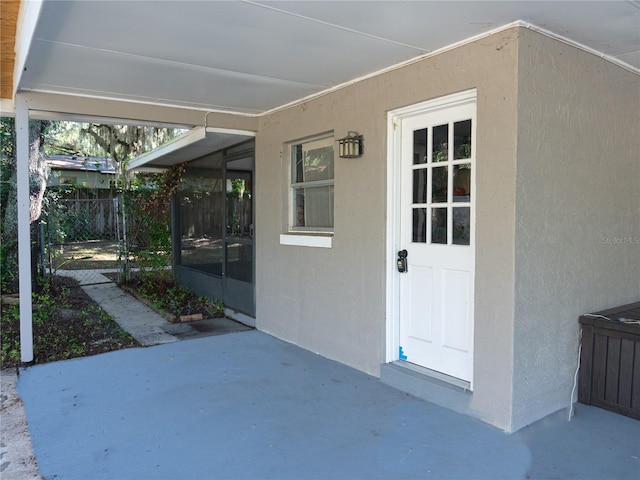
(17, 1), (640, 116)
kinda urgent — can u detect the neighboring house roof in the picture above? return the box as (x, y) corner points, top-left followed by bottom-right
(46, 155), (116, 174)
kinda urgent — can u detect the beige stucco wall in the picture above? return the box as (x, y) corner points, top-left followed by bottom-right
(512, 29), (640, 431)
(256, 28), (521, 430)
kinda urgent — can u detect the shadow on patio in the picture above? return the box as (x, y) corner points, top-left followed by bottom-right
(18, 330), (639, 479)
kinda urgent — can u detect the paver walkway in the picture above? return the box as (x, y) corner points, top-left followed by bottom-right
(56, 269), (251, 345)
(57, 269), (178, 346)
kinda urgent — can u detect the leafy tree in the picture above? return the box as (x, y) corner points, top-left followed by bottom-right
(46, 122), (182, 162)
(0, 118), (16, 224)
(72, 124), (185, 280)
(0, 117), (50, 292)
(1, 118), (184, 292)
(81, 123), (178, 163)
(0, 117), (17, 292)
(45, 122), (98, 156)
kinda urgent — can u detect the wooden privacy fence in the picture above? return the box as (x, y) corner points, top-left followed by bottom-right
(47, 197), (118, 243)
(41, 194), (120, 282)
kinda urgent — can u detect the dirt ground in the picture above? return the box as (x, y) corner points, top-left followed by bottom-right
(49, 240), (119, 271)
(1, 276), (138, 370)
(0, 370), (41, 479)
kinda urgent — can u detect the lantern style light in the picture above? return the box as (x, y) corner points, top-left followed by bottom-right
(337, 131), (363, 158)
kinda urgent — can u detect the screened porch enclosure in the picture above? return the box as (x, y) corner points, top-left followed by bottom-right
(172, 141), (255, 317)
(178, 158), (225, 276)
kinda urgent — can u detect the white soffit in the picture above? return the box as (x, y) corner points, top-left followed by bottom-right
(0, 99), (15, 117)
(16, 1), (640, 116)
(128, 127), (255, 170)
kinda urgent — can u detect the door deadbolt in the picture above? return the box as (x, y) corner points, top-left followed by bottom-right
(397, 249), (408, 273)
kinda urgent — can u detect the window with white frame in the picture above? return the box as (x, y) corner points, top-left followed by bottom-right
(290, 135), (334, 232)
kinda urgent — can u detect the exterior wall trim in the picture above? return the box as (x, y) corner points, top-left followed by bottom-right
(279, 234), (332, 248)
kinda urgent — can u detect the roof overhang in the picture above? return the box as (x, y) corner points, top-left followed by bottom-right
(127, 126), (255, 171)
(5, 1), (638, 116)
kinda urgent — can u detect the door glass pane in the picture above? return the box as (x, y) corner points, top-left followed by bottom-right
(179, 159), (224, 276)
(225, 155), (254, 285)
(432, 124), (448, 163)
(431, 208), (447, 244)
(413, 169), (427, 203)
(226, 171), (252, 239)
(431, 166), (448, 203)
(225, 242), (252, 282)
(413, 128), (427, 164)
(413, 208), (427, 243)
(453, 164), (471, 201)
(454, 120), (472, 160)
(453, 207), (471, 245)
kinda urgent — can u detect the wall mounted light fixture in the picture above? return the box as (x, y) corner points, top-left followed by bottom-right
(337, 131), (363, 158)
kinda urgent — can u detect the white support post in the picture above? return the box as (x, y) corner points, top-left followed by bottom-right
(15, 94), (33, 363)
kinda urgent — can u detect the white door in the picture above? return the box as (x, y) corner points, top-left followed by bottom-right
(397, 94), (476, 384)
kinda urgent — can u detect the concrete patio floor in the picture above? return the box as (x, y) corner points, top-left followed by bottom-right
(17, 330), (640, 480)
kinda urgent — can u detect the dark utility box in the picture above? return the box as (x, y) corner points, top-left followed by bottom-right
(578, 302), (640, 419)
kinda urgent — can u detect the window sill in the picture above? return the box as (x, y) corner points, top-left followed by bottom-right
(279, 234), (333, 249)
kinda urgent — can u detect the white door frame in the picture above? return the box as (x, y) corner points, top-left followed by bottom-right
(385, 89), (477, 371)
